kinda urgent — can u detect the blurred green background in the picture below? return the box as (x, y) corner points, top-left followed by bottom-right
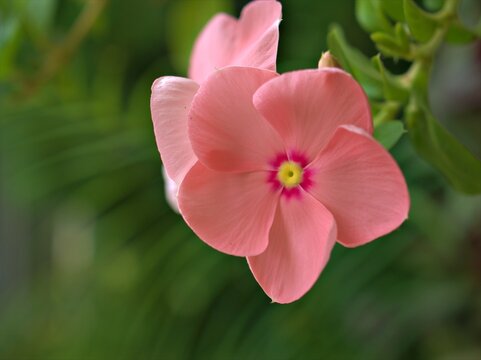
(1, 0), (480, 359)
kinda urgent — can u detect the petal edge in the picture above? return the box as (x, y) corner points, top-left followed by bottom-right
(307, 125), (410, 247)
(248, 191), (337, 303)
(178, 162), (280, 256)
(151, 76), (199, 185)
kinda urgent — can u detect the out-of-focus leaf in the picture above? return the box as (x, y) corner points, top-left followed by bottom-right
(380, 0), (405, 22)
(422, 0), (444, 12)
(327, 25), (383, 99)
(167, 0), (232, 74)
(445, 21), (477, 44)
(407, 106), (481, 194)
(0, 15), (21, 79)
(371, 32), (409, 58)
(403, 0), (438, 43)
(374, 120), (405, 150)
(372, 101), (400, 127)
(12, 0), (56, 45)
(371, 23), (412, 59)
(355, 0), (393, 34)
(395, 22), (410, 49)
(24, 0), (57, 33)
(371, 55), (409, 103)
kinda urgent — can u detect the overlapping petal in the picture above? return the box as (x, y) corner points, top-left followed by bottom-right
(189, 67), (284, 172)
(247, 191), (337, 303)
(253, 69), (372, 161)
(151, 76), (199, 185)
(307, 125), (410, 247)
(189, 0), (282, 83)
(178, 162), (280, 256)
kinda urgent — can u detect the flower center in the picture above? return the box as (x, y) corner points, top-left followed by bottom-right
(277, 161), (303, 188)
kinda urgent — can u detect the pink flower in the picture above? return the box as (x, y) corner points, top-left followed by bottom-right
(151, 0), (282, 211)
(177, 67), (410, 303)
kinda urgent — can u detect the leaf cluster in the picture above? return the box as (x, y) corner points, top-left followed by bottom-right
(328, 0), (481, 194)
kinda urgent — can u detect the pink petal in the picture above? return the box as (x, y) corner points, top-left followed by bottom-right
(178, 162), (280, 256)
(233, 0), (281, 70)
(307, 125), (410, 247)
(253, 69), (372, 162)
(188, 14), (237, 84)
(151, 76), (199, 185)
(247, 191), (337, 304)
(162, 166), (180, 213)
(189, 67), (284, 172)
(189, 1), (282, 83)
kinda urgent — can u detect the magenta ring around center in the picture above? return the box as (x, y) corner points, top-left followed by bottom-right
(267, 151), (313, 199)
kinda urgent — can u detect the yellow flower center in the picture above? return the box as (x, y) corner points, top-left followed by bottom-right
(277, 161), (303, 188)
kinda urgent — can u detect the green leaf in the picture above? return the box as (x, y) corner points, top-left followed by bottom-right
(374, 120), (405, 150)
(327, 25), (383, 99)
(371, 55), (409, 103)
(12, 0), (56, 45)
(0, 15), (21, 79)
(372, 101), (401, 127)
(355, 0), (393, 33)
(407, 106), (481, 194)
(403, 0), (438, 43)
(24, 0), (57, 33)
(395, 22), (410, 50)
(422, 0), (444, 12)
(371, 32), (409, 58)
(445, 21), (477, 44)
(380, 0), (405, 22)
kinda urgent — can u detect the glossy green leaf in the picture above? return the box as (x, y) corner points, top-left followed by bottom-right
(327, 25), (383, 99)
(374, 120), (405, 150)
(355, 0), (393, 33)
(403, 0), (438, 43)
(445, 21), (477, 44)
(407, 106), (481, 194)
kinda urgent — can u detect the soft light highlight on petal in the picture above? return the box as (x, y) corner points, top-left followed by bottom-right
(248, 192), (337, 303)
(178, 162), (280, 256)
(162, 166), (180, 213)
(307, 125), (410, 247)
(151, 77), (199, 185)
(188, 1), (282, 83)
(253, 69), (372, 161)
(189, 67), (284, 172)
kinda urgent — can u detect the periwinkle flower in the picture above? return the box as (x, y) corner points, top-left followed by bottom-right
(151, 0), (282, 211)
(177, 66), (409, 303)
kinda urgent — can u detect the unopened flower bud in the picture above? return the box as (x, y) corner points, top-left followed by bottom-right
(318, 51), (342, 69)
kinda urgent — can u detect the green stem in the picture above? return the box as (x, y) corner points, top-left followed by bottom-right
(433, 0), (460, 21)
(405, 0), (460, 87)
(415, 27), (448, 60)
(17, 0), (109, 99)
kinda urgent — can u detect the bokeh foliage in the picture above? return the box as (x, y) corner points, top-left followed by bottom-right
(1, 0), (480, 359)
(330, 0), (481, 194)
